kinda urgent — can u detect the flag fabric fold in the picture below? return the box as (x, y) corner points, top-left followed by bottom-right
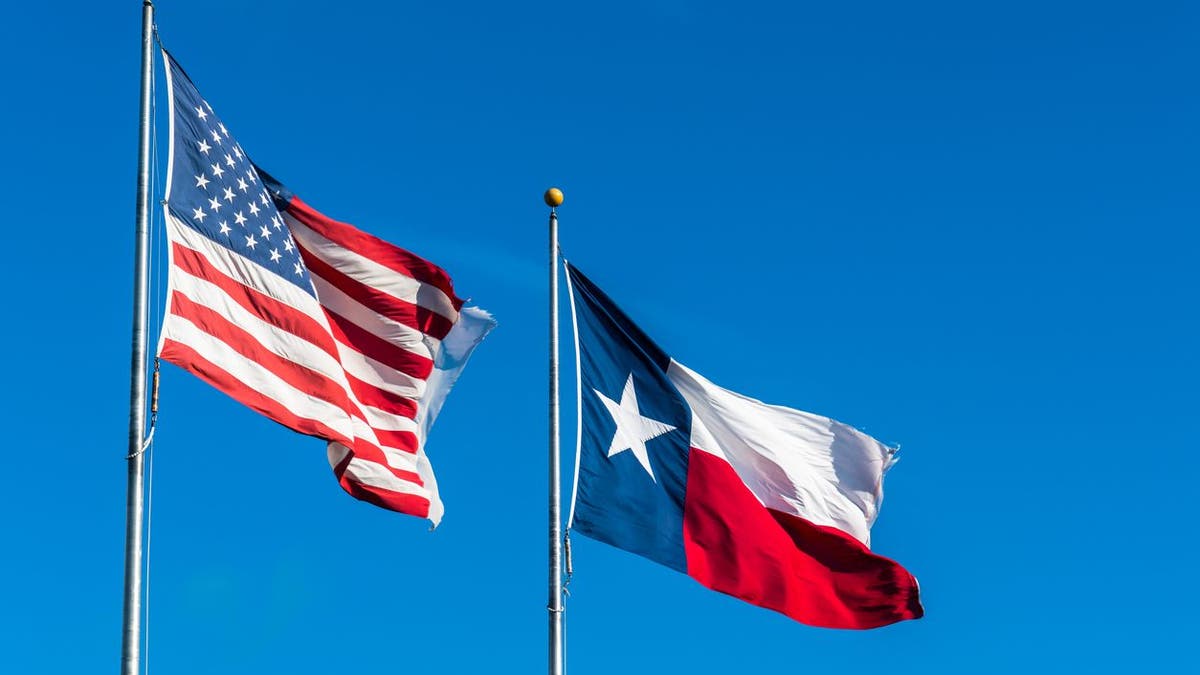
(157, 50), (493, 524)
(565, 262), (922, 629)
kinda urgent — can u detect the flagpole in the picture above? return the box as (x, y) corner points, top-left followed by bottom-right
(121, 2), (155, 674)
(545, 187), (565, 675)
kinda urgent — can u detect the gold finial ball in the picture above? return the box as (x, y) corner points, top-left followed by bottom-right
(543, 187), (564, 208)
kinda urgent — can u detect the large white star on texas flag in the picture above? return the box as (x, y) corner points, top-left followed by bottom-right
(593, 374), (676, 482)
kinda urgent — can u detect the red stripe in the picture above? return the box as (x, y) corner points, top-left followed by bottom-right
(301, 246), (456, 339)
(345, 372), (419, 419)
(160, 338), (352, 447)
(172, 242), (340, 361)
(332, 453), (431, 518)
(683, 448), (923, 629)
(285, 196), (463, 310)
(372, 428), (420, 454)
(169, 291), (361, 423)
(325, 308), (435, 380)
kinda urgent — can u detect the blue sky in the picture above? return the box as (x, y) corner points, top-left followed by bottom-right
(3, 1), (1198, 673)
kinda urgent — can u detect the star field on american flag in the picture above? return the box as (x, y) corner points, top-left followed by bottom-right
(166, 63), (313, 294)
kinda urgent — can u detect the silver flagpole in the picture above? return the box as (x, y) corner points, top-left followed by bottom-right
(545, 187), (565, 675)
(121, 2), (155, 674)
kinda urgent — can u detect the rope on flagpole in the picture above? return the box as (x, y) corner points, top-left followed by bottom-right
(563, 531), (573, 591)
(560, 252), (584, 610)
(562, 256), (584, 532)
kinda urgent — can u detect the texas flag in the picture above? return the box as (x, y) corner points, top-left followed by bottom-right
(566, 263), (923, 629)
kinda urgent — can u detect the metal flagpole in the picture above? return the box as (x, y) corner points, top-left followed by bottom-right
(545, 187), (565, 675)
(121, 2), (155, 674)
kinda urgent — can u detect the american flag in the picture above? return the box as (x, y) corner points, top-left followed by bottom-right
(157, 51), (493, 524)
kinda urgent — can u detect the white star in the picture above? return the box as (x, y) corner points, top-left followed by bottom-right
(233, 146), (243, 161)
(260, 192), (269, 206)
(191, 207), (206, 223)
(210, 163), (225, 179)
(269, 248), (281, 262)
(197, 139), (212, 155)
(194, 173), (210, 189)
(218, 221), (231, 235)
(211, 129), (222, 145)
(195, 105), (208, 121)
(293, 261), (303, 276)
(272, 215), (283, 230)
(224, 153), (236, 168)
(237, 177), (249, 193)
(222, 186), (235, 203)
(234, 211), (247, 226)
(283, 238), (294, 252)
(208, 197), (221, 212)
(593, 374), (676, 482)
(259, 224), (271, 239)
(246, 168), (257, 183)
(248, 202), (260, 217)
(219, 122), (229, 138)
(245, 234), (257, 249)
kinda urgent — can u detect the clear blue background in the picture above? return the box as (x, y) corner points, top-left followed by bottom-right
(2, 1), (1197, 673)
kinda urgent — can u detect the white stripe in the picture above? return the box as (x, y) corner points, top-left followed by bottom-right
(379, 445), (420, 473)
(361, 404), (420, 433)
(667, 359), (893, 547)
(157, 208), (180, 359)
(157, 52), (180, 359)
(413, 306), (497, 439)
(309, 271), (439, 362)
(563, 262), (585, 530)
(287, 214), (460, 323)
(161, 49), (178, 203)
(161, 317), (356, 441)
